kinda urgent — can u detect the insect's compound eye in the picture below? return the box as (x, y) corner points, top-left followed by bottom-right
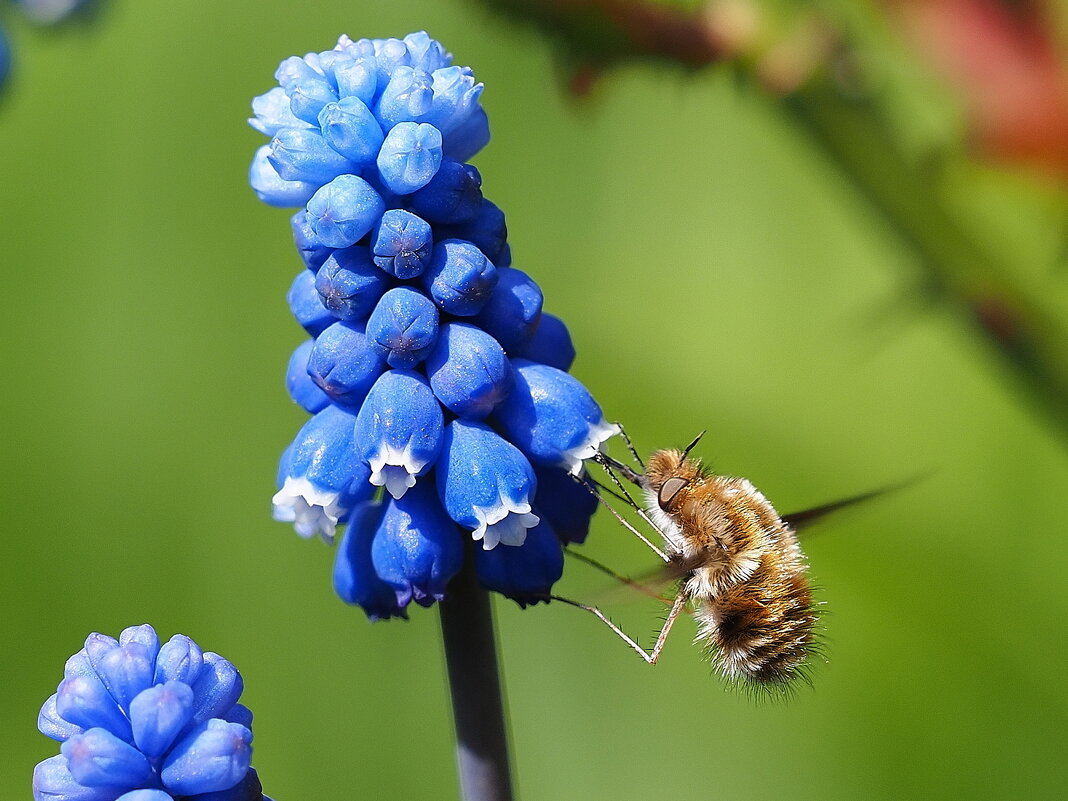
(658, 476), (688, 509)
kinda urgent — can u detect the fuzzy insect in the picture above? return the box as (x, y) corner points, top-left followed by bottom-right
(556, 431), (829, 694)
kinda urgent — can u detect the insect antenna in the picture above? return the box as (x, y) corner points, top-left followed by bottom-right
(548, 590), (688, 665)
(612, 421), (645, 469)
(682, 429), (707, 458)
(569, 472), (669, 562)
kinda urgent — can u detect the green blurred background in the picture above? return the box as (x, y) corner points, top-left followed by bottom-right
(3, 1), (1067, 798)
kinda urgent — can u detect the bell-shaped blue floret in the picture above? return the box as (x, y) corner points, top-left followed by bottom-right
(370, 482), (464, 607)
(286, 340), (330, 414)
(408, 161), (482, 224)
(513, 313), (576, 371)
(376, 66), (435, 129)
(272, 404), (372, 540)
(291, 211), (332, 272)
(437, 420), (540, 550)
(61, 729), (154, 789)
(249, 145), (317, 208)
(371, 209), (433, 278)
(473, 267), (543, 352)
(286, 271), (333, 336)
(267, 127), (354, 186)
(443, 106), (491, 163)
(305, 175), (385, 249)
(376, 122), (443, 195)
(422, 240), (497, 317)
(353, 369), (443, 498)
(438, 199), (506, 265)
(160, 719), (252, 797)
(333, 502), (406, 621)
(425, 323), (512, 419)
(314, 246), (388, 322)
(493, 359), (619, 474)
(365, 288), (439, 369)
(318, 97), (383, 166)
(533, 465), (598, 545)
(475, 515), (563, 605)
(129, 681), (194, 759)
(307, 322), (387, 407)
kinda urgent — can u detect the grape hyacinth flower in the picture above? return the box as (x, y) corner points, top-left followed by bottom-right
(250, 31), (613, 613)
(33, 624), (272, 801)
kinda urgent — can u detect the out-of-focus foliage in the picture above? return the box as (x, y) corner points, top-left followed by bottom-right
(2, 2), (1067, 800)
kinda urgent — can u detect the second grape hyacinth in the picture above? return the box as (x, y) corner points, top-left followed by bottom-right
(251, 32), (613, 619)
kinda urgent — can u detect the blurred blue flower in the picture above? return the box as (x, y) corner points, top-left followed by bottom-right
(33, 625), (271, 801)
(252, 32), (618, 611)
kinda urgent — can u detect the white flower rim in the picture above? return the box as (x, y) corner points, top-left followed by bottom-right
(272, 476), (346, 542)
(367, 442), (428, 500)
(559, 418), (621, 475)
(470, 498), (540, 550)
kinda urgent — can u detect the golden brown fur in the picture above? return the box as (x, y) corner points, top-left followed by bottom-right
(643, 449), (817, 688)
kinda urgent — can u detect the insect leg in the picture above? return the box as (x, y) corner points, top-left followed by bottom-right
(550, 589), (687, 665)
(612, 421), (645, 469)
(570, 473), (670, 562)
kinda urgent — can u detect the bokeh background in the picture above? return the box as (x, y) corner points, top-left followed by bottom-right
(3, 1), (1068, 798)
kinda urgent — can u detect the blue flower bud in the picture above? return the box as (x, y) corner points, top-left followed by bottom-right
(493, 359), (619, 474)
(473, 267), (543, 352)
(370, 482), (464, 607)
(0, 27), (9, 90)
(129, 681), (194, 759)
(56, 675), (132, 742)
(94, 642), (154, 713)
(365, 288), (439, 369)
(287, 270), (333, 336)
(249, 145), (317, 208)
(318, 97), (384, 166)
(403, 31), (452, 73)
(422, 240), (497, 316)
(33, 754), (115, 801)
(307, 322), (387, 407)
(190, 653), (244, 725)
(39, 694), (83, 742)
(314, 246), (388, 322)
(273, 403), (373, 540)
(154, 634), (203, 687)
(443, 106), (490, 163)
(475, 515), (563, 605)
(268, 127), (354, 186)
(425, 322), (512, 419)
(376, 121), (443, 195)
(305, 175), (385, 249)
(191, 767), (270, 801)
(371, 209), (433, 278)
(332, 54), (377, 107)
(533, 465), (598, 544)
(249, 87), (310, 136)
(119, 625), (159, 653)
(513, 313), (576, 371)
(286, 340), (330, 414)
(333, 501), (406, 620)
(425, 67), (485, 145)
(354, 369), (443, 498)
(161, 719), (252, 797)
(370, 38), (412, 89)
(376, 66), (435, 129)
(291, 211), (332, 272)
(274, 55), (321, 92)
(288, 73), (339, 125)
(438, 199), (507, 264)
(115, 791), (173, 801)
(408, 160), (482, 224)
(437, 420), (539, 549)
(61, 729), (154, 788)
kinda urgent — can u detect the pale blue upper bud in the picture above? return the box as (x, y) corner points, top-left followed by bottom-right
(513, 313), (576, 371)
(443, 106), (490, 163)
(475, 514), (564, 605)
(268, 127), (354, 186)
(249, 145), (317, 208)
(287, 270), (333, 337)
(376, 122), (443, 195)
(366, 287), (439, 368)
(315, 246), (389, 322)
(274, 55), (322, 92)
(249, 86), (310, 136)
(423, 239), (497, 316)
(376, 66), (435, 129)
(288, 74), (339, 125)
(425, 67), (485, 144)
(371, 482), (464, 607)
(425, 322), (513, 419)
(286, 340), (330, 414)
(291, 211), (332, 272)
(332, 54), (378, 107)
(129, 681), (194, 759)
(318, 96), (384, 166)
(307, 322), (387, 408)
(353, 369), (443, 499)
(493, 359), (619, 474)
(61, 729), (154, 788)
(160, 719), (253, 797)
(305, 175), (385, 249)
(437, 420), (540, 550)
(403, 31), (452, 73)
(371, 209), (433, 278)
(473, 266), (543, 352)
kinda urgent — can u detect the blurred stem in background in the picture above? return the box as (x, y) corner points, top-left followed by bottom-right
(475, 0), (1068, 451)
(440, 558), (515, 801)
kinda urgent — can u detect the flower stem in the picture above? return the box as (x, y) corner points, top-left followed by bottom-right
(439, 557), (515, 801)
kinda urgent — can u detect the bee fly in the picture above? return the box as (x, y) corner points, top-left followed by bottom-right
(556, 429), (892, 693)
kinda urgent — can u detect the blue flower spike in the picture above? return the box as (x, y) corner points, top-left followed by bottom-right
(353, 369), (443, 499)
(252, 31), (618, 613)
(33, 625), (273, 801)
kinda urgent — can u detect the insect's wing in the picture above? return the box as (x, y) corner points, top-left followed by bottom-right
(781, 475), (926, 533)
(564, 547), (682, 606)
